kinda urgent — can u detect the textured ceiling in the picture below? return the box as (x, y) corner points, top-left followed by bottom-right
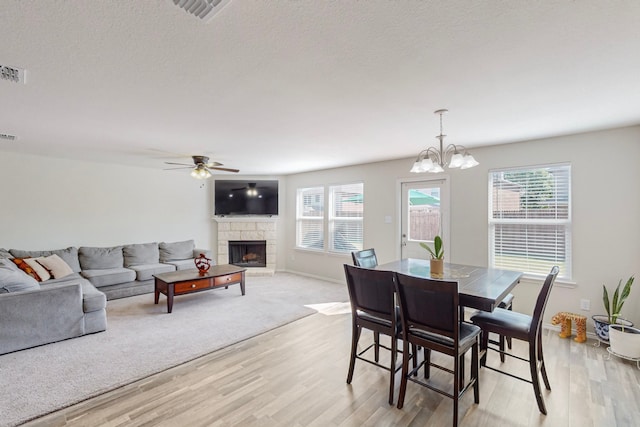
(2, 0), (640, 175)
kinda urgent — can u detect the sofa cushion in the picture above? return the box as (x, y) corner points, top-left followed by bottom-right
(79, 246), (124, 270)
(128, 263), (175, 281)
(9, 247), (81, 273)
(123, 243), (159, 267)
(163, 259), (197, 271)
(24, 257), (52, 282)
(79, 281), (107, 313)
(0, 248), (12, 259)
(159, 240), (195, 262)
(38, 254), (74, 279)
(81, 268), (137, 288)
(0, 258), (40, 293)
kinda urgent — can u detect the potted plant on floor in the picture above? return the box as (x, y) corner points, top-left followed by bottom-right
(605, 276), (640, 360)
(420, 235), (444, 276)
(592, 276), (634, 343)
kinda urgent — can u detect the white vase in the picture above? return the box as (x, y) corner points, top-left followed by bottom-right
(609, 324), (640, 359)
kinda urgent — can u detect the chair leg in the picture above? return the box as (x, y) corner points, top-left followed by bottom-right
(412, 344), (418, 375)
(424, 348), (431, 379)
(396, 340), (411, 409)
(346, 323), (361, 384)
(538, 331), (551, 390)
(472, 340), (480, 404)
(374, 331), (380, 362)
(506, 304), (513, 349)
(453, 349), (460, 427)
(529, 340), (547, 415)
(479, 330), (488, 367)
(388, 337), (397, 405)
(499, 334), (506, 363)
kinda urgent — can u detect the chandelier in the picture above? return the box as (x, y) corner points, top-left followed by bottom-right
(410, 109), (479, 173)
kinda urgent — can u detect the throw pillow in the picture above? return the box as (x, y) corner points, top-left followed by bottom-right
(24, 257), (51, 282)
(9, 247), (81, 273)
(11, 258), (43, 281)
(38, 254), (73, 279)
(0, 248), (12, 259)
(0, 258), (40, 293)
(159, 240), (195, 262)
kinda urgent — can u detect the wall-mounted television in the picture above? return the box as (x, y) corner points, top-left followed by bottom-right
(214, 180), (279, 216)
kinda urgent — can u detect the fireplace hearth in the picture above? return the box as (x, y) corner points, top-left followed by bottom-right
(228, 240), (267, 268)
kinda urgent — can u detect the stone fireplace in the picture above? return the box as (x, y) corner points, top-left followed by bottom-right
(215, 218), (276, 275)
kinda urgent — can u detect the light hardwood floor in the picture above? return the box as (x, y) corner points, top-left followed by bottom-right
(23, 312), (640, 427)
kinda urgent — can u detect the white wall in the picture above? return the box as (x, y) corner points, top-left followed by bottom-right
(3, 126), (639, 327)
(0, 152), (214, 251)
(283, 126), (640, 326)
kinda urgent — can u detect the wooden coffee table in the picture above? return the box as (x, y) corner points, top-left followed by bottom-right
(154, 264), (246, 313)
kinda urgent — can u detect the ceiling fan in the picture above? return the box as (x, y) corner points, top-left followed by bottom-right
(164, 155), (239, 179)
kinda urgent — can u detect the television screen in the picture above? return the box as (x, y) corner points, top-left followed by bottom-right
(214, 180), (279, 216)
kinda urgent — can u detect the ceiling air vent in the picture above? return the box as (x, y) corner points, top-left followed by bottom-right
(0, 65), (26, 84)
(0, 134), (17, 141)
(170, 0), (233, 22)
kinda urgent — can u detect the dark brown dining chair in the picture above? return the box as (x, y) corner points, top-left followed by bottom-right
(351, 248), (378, 268)
(470, 266), (559, 415)
(343, 263), (403, 405)
(394, 272), (481, 427)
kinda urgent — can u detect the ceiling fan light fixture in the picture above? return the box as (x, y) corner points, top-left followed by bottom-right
(191, 165), (211, 179)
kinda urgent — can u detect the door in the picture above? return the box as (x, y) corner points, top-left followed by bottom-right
(400, 179), (449, 260)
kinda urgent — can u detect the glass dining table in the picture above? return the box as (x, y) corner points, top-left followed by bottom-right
(375, 258), (523, 313)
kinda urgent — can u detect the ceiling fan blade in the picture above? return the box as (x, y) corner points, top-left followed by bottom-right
(164, 161), (193, 166)
(163, 166), (193, 170)
(205, 162), (223, 167)
(209, 166), (240, 173)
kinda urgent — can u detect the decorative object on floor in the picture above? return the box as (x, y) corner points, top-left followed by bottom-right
(169, 0), (234, 22)
(551, 312), (587, 343)
(164, 155), (239, 179)
(607, 324), (640, 368)
(592, 276), (635, 344)
(194, 252), (212, 275)
(420, 235), (444, 277)
(410, 109), (479, 173)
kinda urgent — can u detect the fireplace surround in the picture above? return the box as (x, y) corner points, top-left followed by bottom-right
(215, 217), (276, 275)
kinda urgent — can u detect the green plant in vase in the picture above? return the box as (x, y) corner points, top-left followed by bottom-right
(420, 235), (444, 259)
(593, 275), (634, 342)
(603, 276), (634, 326)
(421, 235), (444, 276)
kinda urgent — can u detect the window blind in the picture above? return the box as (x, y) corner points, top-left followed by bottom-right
(489, 164), (571, 279)
(329, 183), (364, 253)
(296, 187), (324, 250)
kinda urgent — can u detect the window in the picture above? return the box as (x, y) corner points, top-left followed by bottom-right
(329, 183), (364, 252)
(296, 187), (324, 250)
(489, 164), (571, 279)
(296, 182), (364, 253)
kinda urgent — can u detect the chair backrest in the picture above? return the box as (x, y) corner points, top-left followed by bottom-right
(529, 266), (560, 340)
(343, 264), (395, 322)
(351, 248), (378, 268)
(394, 272), (460, 343)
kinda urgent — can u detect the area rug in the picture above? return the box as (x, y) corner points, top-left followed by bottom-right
(0, 272), (347, 427)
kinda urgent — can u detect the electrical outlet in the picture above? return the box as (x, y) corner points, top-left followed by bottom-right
(580, 299), (590, 311)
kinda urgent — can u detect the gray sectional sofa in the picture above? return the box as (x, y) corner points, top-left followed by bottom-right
(0, 240), (210, 355)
